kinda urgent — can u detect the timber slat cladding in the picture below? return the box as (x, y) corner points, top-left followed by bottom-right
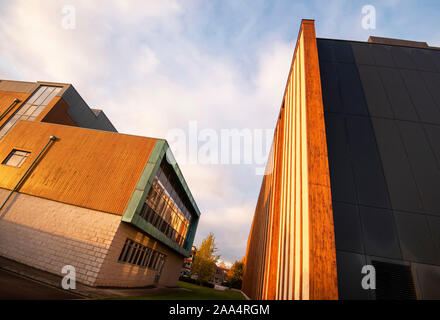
(242, 20), (338, 300)
(0, 121), (156, 215)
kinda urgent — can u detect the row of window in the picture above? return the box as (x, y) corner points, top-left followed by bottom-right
(140, 201), (187, 246)
(141, 176), (190, 247)
(118, 238), (166, 271)
(139, 159), (192, 248)
(155, 162), (192, 223)
(0, 86), (62, 140)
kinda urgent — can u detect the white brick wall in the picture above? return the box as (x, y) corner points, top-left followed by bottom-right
(0, 188), (184, 288)
(95, 223), (183, 287)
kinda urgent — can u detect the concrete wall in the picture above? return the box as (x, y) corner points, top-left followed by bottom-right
(0, 188), (183, 288)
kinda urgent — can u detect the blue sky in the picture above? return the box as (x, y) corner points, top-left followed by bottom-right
(0, 0), (439, 265)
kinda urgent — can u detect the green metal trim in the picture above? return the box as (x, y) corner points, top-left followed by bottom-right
(122, 140), (164, 223)
(163, 141), (201, 217)
(121, 139), (200, 258)
(130, 215), (190, 257)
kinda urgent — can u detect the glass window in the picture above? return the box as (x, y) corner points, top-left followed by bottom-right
(118, 238), (166, 271)
(2, 149), (30, 168)
(0, 86), (62, 140)
(140, 159), (194, 248)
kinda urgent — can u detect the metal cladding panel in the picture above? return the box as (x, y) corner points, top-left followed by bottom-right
(0, 121), (156, 215)
(318, 37), (440, 299)
(62, 86), (117, 132)
(324, 114), (357, 204)
(395, 212), (440, 266)
(243, 20), (338, 300)
(359, 206), (401, 260)
(332, 202), (363, 254)
(336, 251), (370, 300)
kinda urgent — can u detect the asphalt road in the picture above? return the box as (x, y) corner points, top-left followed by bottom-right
(0, 268), (83, 300)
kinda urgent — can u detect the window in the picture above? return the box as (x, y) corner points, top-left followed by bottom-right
(0, 86), (62, 140)
(139, 159), (193, 247)
(2, 149), (30, 168)
(118, 238), (166, 271)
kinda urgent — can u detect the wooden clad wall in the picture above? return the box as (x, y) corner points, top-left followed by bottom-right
(242, 20), (338, 300)
(0, 121), (156, 215)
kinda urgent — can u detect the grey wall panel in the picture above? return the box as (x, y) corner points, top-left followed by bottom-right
(346, 116), (390, 208)
(317, 39), (335, 62)
(424, 124), (440, 169)
(371, 45), (395, 67)
(432, 51), (440, 72)
(395, 212), (440, 265)
(400, 69), (440, 125)
(336, 250), (371, 300)
(351, 42), (375, 65)
(428, 216), (440, 253)
(398, 121), (440, 214)
(410, 48), (439, 72)
(337, 63), (369, 116)
(357, 65), (394, 118)
(62, 86), (117, 132)
(421, 72), (440, 110)
(317, 39), (354, 63)
(319, 62), (342, 113)
(333, 40), (355, 63)
(371, 118), (423, 213)
(359, 206), (402, 260)
(319, 39), (440, 299)
(390, 46), (417, 69)
(333, 202), (364, 253)
(379, 68), (419, 121)
(324, 114), (357, 203)
(413, 263), (440, 299)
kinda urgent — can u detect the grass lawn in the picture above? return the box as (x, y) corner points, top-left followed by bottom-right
(118, 281), (245, 300)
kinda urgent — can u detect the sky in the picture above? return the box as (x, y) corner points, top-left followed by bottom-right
(0, 0), (439, 266)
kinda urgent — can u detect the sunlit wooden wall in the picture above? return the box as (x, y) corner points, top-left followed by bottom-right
(242, 20), (338, 300)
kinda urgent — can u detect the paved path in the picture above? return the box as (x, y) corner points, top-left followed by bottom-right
(0, 268), (82, 300)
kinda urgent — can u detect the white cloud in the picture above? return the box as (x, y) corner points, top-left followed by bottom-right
(0, 0), (293, 263)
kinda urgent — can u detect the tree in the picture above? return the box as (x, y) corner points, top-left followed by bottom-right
(227, 258), (244, 289)
(191, 233), (220, 283)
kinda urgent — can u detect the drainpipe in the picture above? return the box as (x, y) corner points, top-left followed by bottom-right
(0, 99), (20, 121)
(0, 135), (56, 212)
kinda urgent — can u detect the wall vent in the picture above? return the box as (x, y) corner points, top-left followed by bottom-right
(372, 261), (417, 300)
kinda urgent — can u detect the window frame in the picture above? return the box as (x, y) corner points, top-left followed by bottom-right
(1, 149), (31, 168)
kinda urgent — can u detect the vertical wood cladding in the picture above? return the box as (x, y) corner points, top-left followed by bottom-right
(0, 121), (156, 215)
(242, 20), (338, 300)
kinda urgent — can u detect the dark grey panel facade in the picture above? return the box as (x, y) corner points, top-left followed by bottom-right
(62, 86), (117, 132)
(318, 38), (440, 300)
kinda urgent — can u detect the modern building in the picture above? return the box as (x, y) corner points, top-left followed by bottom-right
(0, 80), (200, 288)
(243, 20), (440, 300)
(214, 263), (230, 285)
(181, 246), (197, 278)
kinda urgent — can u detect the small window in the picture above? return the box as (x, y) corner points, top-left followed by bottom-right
(2, 149), (30, 167)
(118, 238), (166, 270)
